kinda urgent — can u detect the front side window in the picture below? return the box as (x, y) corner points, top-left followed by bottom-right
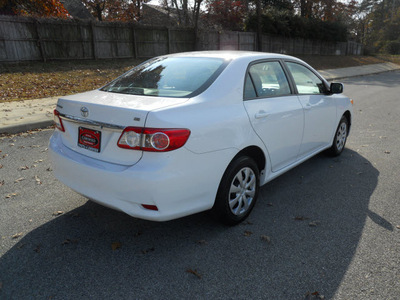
(244, 61), (291, 99)
(286, 62), (327, 94)
(101, 57), (228, 98)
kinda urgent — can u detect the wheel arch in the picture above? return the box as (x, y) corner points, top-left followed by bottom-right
(343, 110), (351, 133)
(232, 146), (266, 174)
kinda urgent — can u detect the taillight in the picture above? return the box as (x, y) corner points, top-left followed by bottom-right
(53, 110), (65, 132)
(117, 127), (190, 152)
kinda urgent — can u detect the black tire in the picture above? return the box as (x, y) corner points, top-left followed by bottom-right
(327, 115), (349, 156)
(212, 156), (260, 225)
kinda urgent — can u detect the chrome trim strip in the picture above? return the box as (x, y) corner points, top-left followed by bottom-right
(59, 113), (125, 131)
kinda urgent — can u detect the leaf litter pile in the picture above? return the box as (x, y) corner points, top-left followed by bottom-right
(0, 59), (145, 102)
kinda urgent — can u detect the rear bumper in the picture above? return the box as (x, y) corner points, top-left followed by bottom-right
(49, 131), (235, 221)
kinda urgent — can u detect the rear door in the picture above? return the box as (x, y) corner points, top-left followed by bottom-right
(243, 60), (304, 172)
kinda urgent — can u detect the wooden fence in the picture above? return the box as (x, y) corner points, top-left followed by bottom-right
(0, 15), (363, 63)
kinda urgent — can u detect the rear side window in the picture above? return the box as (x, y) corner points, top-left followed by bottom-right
(101, 57), (228, 98)
(286, 62), (327, 94)
(244, 61), (291, 99)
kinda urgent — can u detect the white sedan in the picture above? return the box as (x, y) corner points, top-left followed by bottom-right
(49, 51), (353, 225)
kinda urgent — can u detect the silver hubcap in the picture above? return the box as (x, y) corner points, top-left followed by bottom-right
(229, 167), (256, 216)
(336, 122), (347, 151)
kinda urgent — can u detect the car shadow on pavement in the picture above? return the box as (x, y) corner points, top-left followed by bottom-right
(0, 149), (380, 299)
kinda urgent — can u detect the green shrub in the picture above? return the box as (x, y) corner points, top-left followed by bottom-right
(384, 41), (400, 55)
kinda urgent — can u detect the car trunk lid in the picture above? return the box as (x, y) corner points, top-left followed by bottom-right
(56, 90), (189, 165)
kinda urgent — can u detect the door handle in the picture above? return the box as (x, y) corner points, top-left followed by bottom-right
(255, 111), (269, 119)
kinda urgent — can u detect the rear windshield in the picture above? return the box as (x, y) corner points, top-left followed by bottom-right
(101, 57), (228, 97)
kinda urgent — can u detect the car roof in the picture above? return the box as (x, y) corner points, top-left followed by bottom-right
(163, 50), (302, 63)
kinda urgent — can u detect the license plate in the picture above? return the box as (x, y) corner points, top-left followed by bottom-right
(78, 127), (101, 153)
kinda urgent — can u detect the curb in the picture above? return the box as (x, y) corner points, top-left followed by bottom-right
(323, 68), (400, 81)
(0, 120), (54, 135)
(319, 62), (400, 81)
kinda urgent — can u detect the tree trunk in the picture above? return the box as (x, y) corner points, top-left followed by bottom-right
(256, 0), (262, 51)
(95, 3), (103, 21)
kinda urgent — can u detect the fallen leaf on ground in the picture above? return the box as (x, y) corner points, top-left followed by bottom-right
(309, 221), (320, 227)
(141, 247), (155, 254)
(260, 235), (271, 243)
(267, 203), (273, 206)
(34, 159), (43, 163)
(0, 164), (3, 169)
(20, 165), (29, 170)
(46, 167), (53, 171)
(5, 193), (18, 198)
(14, 177), (25, 183)
(34, 175), (42, 184)
(9, 143), (14, 146)
(34, 245), (41, 253)
(197, 240), (208, 245)
(244, 230), (253, 236)
(62, 239), (78, 245)
(52, 211), (64, 216)
(30, 145), (40, 148)
(396, 225), (400, 229)
(312, 291), (320, 296)
(294, 216), (309, 221)
(0, 180), (4, 187)
(12, 232), (23, 239)
(111, 242), (122, 251)
(384, 150), (391, 154)
(186, 268), (202, 279)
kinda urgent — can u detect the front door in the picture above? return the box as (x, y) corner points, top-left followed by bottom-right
(285, 62), (337, 157)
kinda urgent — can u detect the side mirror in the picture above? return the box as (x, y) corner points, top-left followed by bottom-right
(330, 83), (343, 94)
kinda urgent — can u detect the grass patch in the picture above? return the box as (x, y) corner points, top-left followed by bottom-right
(296, 55), (388, 70)
(0, 58), (146, 103)
(376, 54), (400, 65)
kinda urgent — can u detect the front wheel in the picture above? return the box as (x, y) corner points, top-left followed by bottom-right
(212, 156), (260, 225)
(327, 116), (349, 156)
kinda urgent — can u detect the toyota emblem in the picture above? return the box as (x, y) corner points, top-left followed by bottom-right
(81, 107), (89, 118)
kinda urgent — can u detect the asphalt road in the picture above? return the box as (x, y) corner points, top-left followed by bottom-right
(1, 71), (399, 299)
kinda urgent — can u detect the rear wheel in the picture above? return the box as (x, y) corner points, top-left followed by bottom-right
(212, 156), (260, 225)
(328, 116), (349, 156)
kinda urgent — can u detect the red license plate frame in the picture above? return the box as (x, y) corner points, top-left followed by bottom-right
(78, 127), (101, 153)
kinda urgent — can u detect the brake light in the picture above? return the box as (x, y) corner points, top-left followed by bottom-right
(53, 110), (65, 132)
(117, 127), (190, 152)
